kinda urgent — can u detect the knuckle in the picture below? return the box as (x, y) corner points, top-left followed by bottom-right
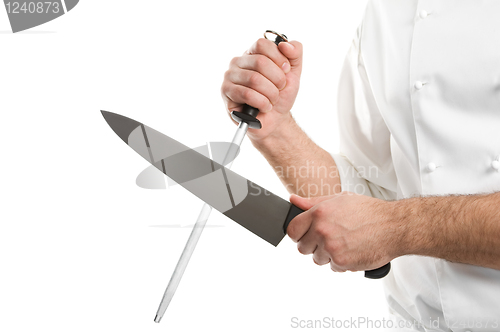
(240, 88), (254, 102)
(317, 226), (330, 239)
(297, 243), (307, 255)
(330, 263), (344, 273)
(331, 255), (348, 268)
(324, 241), (338, 255)
(294, 41), (304, 52)
(311, 206), (325, 219)
(288, 41), (303, 56)
(254, 55), (268, 71)
(229, 56), (239, 67)
(255, 38), (267, 53)
(277, 74), (287, 89)
(248, 72), (261, 86)
(220, 82), (229, 95)
(269, 87), (280, 105)
(223, 70), (232, 82)
(315, 224), (329, 238)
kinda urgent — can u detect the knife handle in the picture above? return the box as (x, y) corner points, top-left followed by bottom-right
(283, 204), (391, 279)
(230, 31), (288, 130)
(364, 262), (391, 279)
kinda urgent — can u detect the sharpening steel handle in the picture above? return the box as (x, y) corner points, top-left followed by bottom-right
(230, 34), (287, 130)
(283, 204), (391, 279)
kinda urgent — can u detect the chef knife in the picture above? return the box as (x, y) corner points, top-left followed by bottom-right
(101, 111), (391, 278)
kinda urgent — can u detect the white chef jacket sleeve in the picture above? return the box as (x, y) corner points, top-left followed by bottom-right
(331, 24), (398, 201)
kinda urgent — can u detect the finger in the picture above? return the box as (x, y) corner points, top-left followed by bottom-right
(296, 229), (318, 255)
(330, 261), (347, 273)
(246, 38), (291, 74)
(312, 246), (331, 266)
(286, 209), (313, 243)
(225, 68), (280, 107)
(236, 54), (287, 91)
(223, 83), (272, 114)
(290, 194), (333, 211)
(278, 41), (303, 77)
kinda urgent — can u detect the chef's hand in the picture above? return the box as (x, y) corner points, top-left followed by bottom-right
(221, 38), (303, 143)
(287, 193), (397, 272)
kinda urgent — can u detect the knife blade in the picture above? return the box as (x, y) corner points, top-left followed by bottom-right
(101, 111), (391, 278)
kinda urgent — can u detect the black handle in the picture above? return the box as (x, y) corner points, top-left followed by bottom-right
(364, 262), (391, 279)
(283, 204), (391, 279)
(231, 104), (262, 129)
(230, 33), (287, 130)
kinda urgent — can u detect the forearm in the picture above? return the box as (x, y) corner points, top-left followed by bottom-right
(249, 114), (341, 197)
(392, 192), (500, 270)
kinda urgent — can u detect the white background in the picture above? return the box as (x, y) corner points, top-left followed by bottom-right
(0, 1), (397, 331)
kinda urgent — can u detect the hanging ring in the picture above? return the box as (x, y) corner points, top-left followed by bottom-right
(264, 30), (288, 43)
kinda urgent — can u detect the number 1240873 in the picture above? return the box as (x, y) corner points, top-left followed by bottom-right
(5, 2), (61, 14)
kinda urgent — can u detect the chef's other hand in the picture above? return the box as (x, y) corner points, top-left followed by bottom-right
(287, 193), (397, 273)
(221, 38), (303, 143)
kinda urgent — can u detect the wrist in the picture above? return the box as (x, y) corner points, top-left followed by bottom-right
(386, 196), (456, 259)
(383, 199), (418, 259)
(248, 112), (297, 151)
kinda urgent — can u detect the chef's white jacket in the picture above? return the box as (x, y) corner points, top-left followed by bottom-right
(332, 1), (500, 331)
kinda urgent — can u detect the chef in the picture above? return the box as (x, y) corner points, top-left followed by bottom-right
(221, 0), (500, 331)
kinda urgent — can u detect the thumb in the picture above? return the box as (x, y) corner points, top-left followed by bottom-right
(278, 41), (303, 77)
(290, 194), (332, 211)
